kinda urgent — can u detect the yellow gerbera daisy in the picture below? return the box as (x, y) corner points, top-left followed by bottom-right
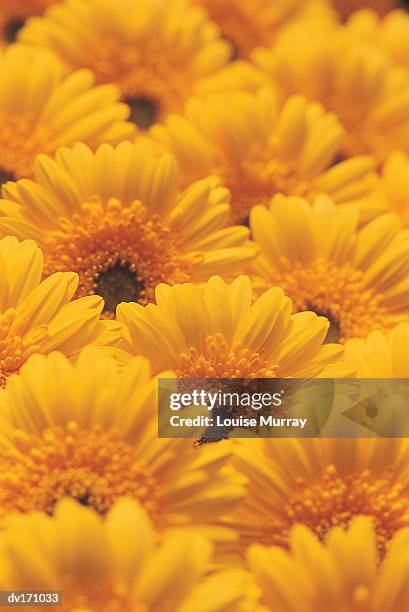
(20, 0), (231, 130)
(344, 322), (409, 376)
(0, 142), (256, 318)
(255, 25), (409, 161)
(0, 0), (57, 46)
(349, 9), (409, 70)
(117, 275), (354, 378)
(248, 516), (409, 612)
(228, 438), (409, 555)
(150, 88), (378, 222)
(0, 347), (245, 526)
(192, 0), (335, 59)
(0, 235), (117, 387)
(0, 44), (133, 182)
(250, 194), (409, 342)
(0, 498), (251, 611)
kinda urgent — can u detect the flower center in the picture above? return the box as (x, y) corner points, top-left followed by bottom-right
(124, 96), (159, 130)
(85, 38), (188, 122)
(0, 423), (160, 519)
(219, 152), (311, 222)
(177, 333), (278, 377)
(0, 113), (54, 179)
(3, 17), (25, 44)
(265, 465), (409, 557)
(305, 305), (341, 344)
(95, 263), (145, 316)
(264, 257), (391, 341)
(0, 309), (39, 387)
(198, 3), (269, 59)
(0, 168), (15, 186)
(44, 197), (196, 317)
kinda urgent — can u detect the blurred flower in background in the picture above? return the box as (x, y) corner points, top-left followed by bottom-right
(0, 498), (253, 611)
(250, 195), (409, 342)
(348, 8), (409, 71)
(150, 89), (377, 222)
(192, 0), (336, 59)
(0, 0), (58, 46)
(333, 0), (396, 20)
(227, 438), (409, 556)
(20, 0), (232, 130)
(254, 23), (409, 161)
(0, 45), (133, 182)
(248, 516), (409, 612)
(344, 321), (409, 376)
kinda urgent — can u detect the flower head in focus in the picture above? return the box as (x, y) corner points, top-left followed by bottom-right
(0, 498), (251, 611)
(255, 26), (409, 161)
(0, 347), (245, 526)
(250, 194), (409, 342)
(0, 44), (133, 182)
(150, 88), (378, 222)
(117, 275), (354, 378)
(0, 142), (256, 318)
(247, 516), (409, 612)
(20, 0), (231, 130)
(0, 235), (116, 387)
(228, 438), (409, 556)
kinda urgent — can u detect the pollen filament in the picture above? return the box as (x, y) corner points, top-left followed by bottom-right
(0, 424), (160, 519)
(177, 333), (279, 377)
(44, 197), (196, 316)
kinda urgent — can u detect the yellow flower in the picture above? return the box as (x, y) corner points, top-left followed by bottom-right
(192, 0), (335, 59)
(248, 516), (409, 612)
(254, 26), (409, 161)
(349, 8), (409, 71)
(20, 0), (231, 130)
(0, 498), (251, 611)
(228, 438), (409, 556)
(0, 347), (245, 527)
(0, 0), (56, 46)
(250, 194), (409, 342)
(344, 322), (409, 376)
(150, 88), (378, 222)
(0, 44), (133, 182)
(117, 275), (354, 378)
(0, 235), (116, 387)
(0, 142), (256, 318)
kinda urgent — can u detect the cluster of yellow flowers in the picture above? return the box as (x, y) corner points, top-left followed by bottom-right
(0, 0), (409, 610)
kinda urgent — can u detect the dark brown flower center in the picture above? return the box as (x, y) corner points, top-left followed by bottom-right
(0, 168), (16, 187)
(306, 306), (341, 344)
(77, 495), (91, 507)
(124, 96), (159, 130)
(95, 263), (145, 315)
(3, 17), (25, 44)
